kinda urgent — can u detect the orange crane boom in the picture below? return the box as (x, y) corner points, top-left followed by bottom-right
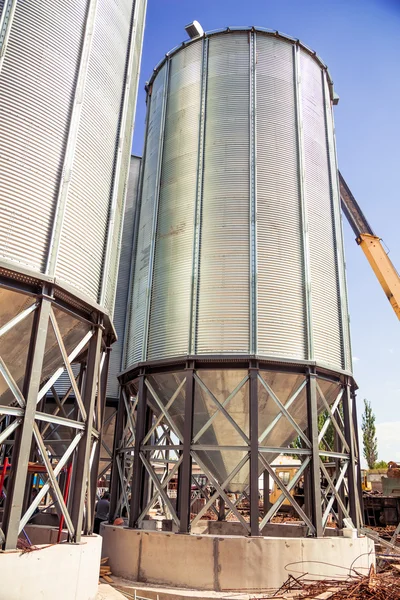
(339, 172), (400, 320)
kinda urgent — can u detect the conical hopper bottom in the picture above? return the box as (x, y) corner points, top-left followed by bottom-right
(146, 369), (342, 493)
(0, 287), (90, 407)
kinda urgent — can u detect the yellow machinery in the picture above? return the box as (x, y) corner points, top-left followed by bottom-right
(339, 172), (400, 320)
(361, 469), (372, 492)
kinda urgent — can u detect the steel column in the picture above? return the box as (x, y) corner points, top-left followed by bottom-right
(306, 370), (323, 536)
(343, 380), (358, 528)
(218, 497), (226, 521)
(89, 343), (111, 529)
(263, 470), (271, 517)
(69, 323), (102, 542)
(352, 390), (364, 525)
(109, 391), (126, 522)
(2, 295), (51, 550)
(129, 375), (147, 527)
(249, 365), (259, 536)
(179, 367), (194, 533)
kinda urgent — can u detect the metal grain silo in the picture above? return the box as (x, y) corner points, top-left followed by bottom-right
(117, 28), (361, 538)
(0, 0), (147, 549)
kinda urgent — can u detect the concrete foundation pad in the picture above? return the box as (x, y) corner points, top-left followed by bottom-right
(96, 584), (127, 600)
(112, 577), (267, 600)
(100, 525), (375, 593)
(0, 534), (102, 600)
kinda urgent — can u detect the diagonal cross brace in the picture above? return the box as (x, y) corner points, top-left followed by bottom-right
(138, 455), (183, 524)
(140, 452), (180, 527)
(20, 432), (83, 531)
(322, 461), (349, 527)
(316, 382), (349, 453)
(191, 452), (250, 532)
(193, 374), (249, 444)
(258, 375), (311, 448)
(260, 456), (311, 529)
(145, 380), (183, 442)
(143, 378), (186, 445)
(49, 308), (87, 421)
(259, 453), (315, 533)
(194, 374), (249, 444)
(258, 379), (307, 444)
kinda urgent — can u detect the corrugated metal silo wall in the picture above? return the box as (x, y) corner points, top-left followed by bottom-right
(0, 0), (147, 317)
(107, 156), (141, 399)
(125, 30), (352, 373)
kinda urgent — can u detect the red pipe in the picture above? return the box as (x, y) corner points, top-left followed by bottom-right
(0, 457), (9, 500)
(57, 462), (72, 543)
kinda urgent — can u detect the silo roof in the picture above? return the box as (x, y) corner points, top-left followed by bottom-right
(145, 26), (338, 103)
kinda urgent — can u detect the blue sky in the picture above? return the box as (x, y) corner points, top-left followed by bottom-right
(132, 0), (400, 463)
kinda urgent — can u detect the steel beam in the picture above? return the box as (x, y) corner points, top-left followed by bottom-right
(2, 295), (51, 550)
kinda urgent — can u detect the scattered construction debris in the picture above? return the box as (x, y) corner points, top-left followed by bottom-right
(99, 557), (114, 584)
(267, 564), (400, 599)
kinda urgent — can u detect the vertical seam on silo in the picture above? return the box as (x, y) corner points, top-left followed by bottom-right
(45, 0), (98, 277)
(332, 110), (353, 371)
(0, 0), (17, 74)
(249, 32), (258, 355)
(294, 44), (314, 361)
(189, 37), (208, 355)
(322, 71), (348, 371)
(99, 0), (140, 309)
(142, 59), (170, 361)
(123, 93), (151, 371)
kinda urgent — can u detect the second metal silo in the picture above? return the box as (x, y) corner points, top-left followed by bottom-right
(115, 28), (361, 538)
(0, 0), (147, 550)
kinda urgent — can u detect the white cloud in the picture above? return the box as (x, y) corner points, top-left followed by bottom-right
(352, 356), (360, 362)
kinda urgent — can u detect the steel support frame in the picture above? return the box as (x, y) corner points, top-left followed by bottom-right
(113, 357), (362, 538)
(0, 278), (109, 548)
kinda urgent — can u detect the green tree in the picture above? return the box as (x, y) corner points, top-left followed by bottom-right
(362, 399), (378, 469)
(373, 460), (387, 470)
(290, 410), (339, 461)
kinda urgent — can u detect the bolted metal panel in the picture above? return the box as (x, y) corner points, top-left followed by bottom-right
(107, 156), (141, 399)
(300, 50), (343, 369)
(148, 42), (203, 360)
(125, 66), (167, 366)
(126, 29), (350, 375)
(0, 0), (86, 273)
(0, 0), (147, 313)
(197, 32), (250, 353)
(56, 0), (133, 303)
(256, 36), (306, 360)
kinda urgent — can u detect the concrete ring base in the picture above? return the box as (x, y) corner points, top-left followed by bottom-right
(100, 525), (375, 593)
(0, 534), (102, 600)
